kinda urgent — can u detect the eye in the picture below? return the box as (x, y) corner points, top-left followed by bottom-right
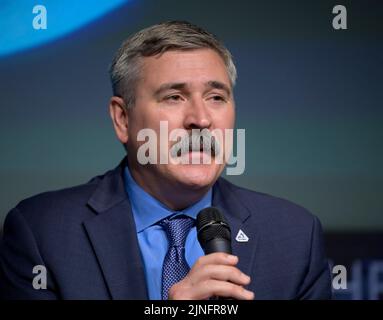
(210, 95), (226, 103)
(165, 94), (182, 102)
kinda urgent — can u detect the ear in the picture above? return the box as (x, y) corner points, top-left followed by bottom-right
(109, 96), (129, 144)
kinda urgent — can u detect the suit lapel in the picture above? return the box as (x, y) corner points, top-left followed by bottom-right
(82, 160), (258, 299)
(83, 162), (148, 299)
(212, 178), (259, 278)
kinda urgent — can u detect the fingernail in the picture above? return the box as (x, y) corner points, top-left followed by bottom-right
(227, 255), (238, 262)
(246, 290), (255, 300)
(243, 274), (251, 283)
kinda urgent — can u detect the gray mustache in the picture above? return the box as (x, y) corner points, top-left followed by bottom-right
(170, 131), (221, 158)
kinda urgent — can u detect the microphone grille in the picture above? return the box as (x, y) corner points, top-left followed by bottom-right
(196, 207), (227, 229)
(196, 207), (231, 244)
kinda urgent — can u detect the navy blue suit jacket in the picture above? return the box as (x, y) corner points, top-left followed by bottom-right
(0, 160), (332, 299)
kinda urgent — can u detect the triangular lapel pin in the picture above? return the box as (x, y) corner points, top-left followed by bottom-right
(235, 229), (249, 242)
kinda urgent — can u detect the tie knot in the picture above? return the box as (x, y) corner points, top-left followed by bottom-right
(161, 215), (195, 247)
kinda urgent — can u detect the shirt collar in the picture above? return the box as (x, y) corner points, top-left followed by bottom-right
(124, 165), (212, 233)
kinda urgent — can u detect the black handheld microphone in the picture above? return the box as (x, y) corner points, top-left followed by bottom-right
(196, 207), (232, 254)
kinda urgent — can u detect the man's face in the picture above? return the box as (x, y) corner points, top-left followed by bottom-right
(126, 48), (235, 191)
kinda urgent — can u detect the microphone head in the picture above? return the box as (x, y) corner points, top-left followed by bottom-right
(196, 207), (232, 254)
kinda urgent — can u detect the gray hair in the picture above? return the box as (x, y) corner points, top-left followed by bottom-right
(109, 21), (237, 109)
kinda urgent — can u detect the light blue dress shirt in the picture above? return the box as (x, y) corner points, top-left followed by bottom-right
(124, 166), (211, 300)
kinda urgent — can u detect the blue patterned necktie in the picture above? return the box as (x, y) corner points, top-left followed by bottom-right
(160, 215), (195, 300)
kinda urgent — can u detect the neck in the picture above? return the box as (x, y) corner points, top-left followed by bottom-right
(127, 161), (211, 211)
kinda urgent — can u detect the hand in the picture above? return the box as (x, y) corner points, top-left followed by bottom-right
(168, 252), (254, 300)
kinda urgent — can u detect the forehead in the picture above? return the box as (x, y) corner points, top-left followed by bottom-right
(139, 48), (231, 88)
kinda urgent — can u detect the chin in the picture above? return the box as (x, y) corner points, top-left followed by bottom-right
(173, 164), (220, 189)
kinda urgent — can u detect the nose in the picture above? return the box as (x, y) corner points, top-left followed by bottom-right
(183, 97), (212, 130)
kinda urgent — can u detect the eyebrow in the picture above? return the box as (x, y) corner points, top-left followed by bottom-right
(206, 81), (232, 97)
(153, 81), (232, 98)
(154, 82), (187, 97)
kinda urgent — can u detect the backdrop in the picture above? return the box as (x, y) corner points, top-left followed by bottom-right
(0, 0), (382, 299)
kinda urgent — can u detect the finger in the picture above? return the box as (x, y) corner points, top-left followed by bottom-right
(189, 279), (254, 300)
(193, 252), (238, 269)
(189, 264), (251, 286)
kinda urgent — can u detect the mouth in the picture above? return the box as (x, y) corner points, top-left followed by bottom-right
(176, 140), (216, 157)
(169, 134), (220, 160)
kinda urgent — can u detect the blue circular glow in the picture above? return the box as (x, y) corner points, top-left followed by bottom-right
(0, 0), (130, 57)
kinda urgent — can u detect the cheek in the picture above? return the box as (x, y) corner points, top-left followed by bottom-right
(158, 108), (184, 124)
(129, 108), (160, 135)
(215, 108), (235, 129)
(214, 110), (235, 155)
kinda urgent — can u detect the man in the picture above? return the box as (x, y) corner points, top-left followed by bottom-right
(0, 21), (332, 299)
